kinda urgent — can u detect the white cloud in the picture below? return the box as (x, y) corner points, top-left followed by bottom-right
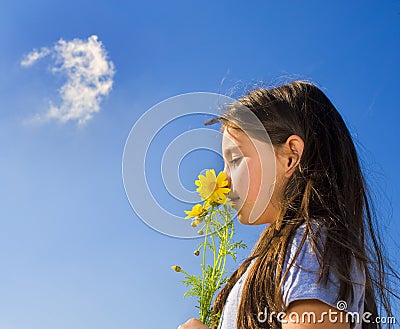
(21, 35), (115, 125)
(21, 47), (50, 67)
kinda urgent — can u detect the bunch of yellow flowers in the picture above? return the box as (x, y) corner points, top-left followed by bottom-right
(171, 169), (246, 327)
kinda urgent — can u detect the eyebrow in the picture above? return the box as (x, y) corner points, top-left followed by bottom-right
(223, 145), (241, 156)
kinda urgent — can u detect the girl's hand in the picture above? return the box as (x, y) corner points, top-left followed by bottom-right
(178, 318), (210, 329)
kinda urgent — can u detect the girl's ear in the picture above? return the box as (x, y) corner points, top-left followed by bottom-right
(284, 135), (304, 178)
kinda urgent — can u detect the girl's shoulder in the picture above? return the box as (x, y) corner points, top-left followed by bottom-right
(281, 220), (366, 314)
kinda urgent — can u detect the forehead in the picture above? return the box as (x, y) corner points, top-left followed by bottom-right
(222, 127), (254, 153)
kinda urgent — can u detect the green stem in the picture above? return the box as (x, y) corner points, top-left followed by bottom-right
(199, 212), (210, 323)
(180, 200), (245, 327)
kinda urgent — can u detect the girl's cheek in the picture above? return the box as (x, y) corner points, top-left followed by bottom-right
(235, 162), (250, 196)
(242, 158), (257, 182)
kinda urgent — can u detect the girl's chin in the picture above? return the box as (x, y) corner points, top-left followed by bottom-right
(237, 212), (257, 225)
(235, 211), (245, 222)
(237, 210), (272, 226)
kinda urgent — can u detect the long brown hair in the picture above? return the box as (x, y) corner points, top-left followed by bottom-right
(206, 81), (399, 328)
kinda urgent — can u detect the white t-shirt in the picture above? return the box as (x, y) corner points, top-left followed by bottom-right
(217, 223), (366, 329)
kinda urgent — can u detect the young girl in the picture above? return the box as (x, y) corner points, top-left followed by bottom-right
(178, 81), (398, 329)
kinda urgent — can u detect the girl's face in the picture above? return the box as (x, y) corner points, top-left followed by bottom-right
(222, 127), (287, 225)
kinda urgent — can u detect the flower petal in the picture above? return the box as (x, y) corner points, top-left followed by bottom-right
(206, 169), (216, 181)
(217, 171), (228, 186)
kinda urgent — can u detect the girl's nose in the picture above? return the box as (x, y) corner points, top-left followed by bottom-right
(226, 175), (232, 189)
(223, 165), (232, 189)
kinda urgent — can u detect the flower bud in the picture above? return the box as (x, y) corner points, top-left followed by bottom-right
(191, 218), (203, 228)
(171, 265), (182, 272)
(194, 250), (200, 256)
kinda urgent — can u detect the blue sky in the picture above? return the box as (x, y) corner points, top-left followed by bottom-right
(1, 1), (399, 328)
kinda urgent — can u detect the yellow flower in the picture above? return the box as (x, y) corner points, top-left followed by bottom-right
(184, 204), (208, 219)
(195, 169), (230, 204)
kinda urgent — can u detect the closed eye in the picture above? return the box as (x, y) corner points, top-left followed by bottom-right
(229, 157), (242, 166)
